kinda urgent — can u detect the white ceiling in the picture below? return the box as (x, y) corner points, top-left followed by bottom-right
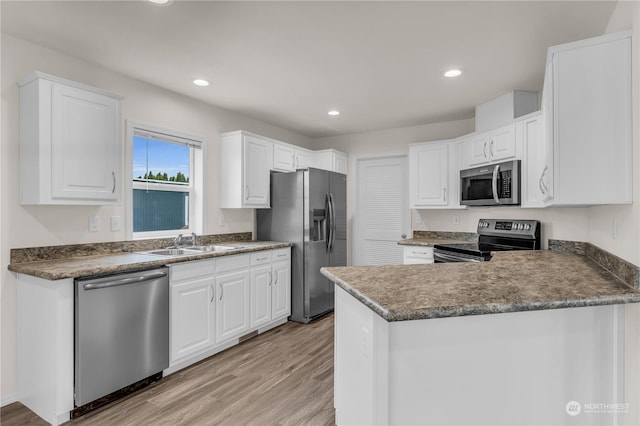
(1, 1), (620, 138)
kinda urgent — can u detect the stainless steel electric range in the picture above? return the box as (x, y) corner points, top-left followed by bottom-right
(433, 219), (541, 263)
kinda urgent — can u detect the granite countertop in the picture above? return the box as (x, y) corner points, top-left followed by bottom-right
(321, 250), (640, 322)
(398, 238), (470, 247)
(9, 241), (292, 280)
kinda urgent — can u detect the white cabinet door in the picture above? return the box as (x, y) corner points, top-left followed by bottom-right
(272, 258), (291, 319)
(250, 264), (272, 328)
(19, 72), (122, 205)
(461, 124), (515, 170)
(51, 83), (120, 202)
(220, 131), (273, 208)
(170, 277), (215, 363)
(545, 31), (632, 205)
(518, 113), (549, 208)
(488, 124), (516, 162)
(294, 148), (313, 169)
(409, 142), (449, 207)
(243, 135), (272, 207)
(313, 149), (348, 174)
(216, 269), (251, 343)
(273, 143), (295, 172)
(464, 133), (490, 168)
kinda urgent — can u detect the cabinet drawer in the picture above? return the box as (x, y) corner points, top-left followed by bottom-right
(251, 251), (272, 266)
(403, 246), (434, 259)
(170, 259), (216, 283)
(217, 253), (250, 273)
(272, 248), (291, 262)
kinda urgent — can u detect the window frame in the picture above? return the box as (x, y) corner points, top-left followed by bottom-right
(125, 120), (205, 240)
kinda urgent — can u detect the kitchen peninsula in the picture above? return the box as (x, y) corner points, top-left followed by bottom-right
(321, 250), (640, 426)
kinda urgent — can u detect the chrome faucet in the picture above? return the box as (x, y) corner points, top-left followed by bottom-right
(174, 232), (197, 248)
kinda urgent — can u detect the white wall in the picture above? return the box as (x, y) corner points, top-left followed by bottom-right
(315, 3), (640, 267)
(0, 34), (313, 403)
(313, 119), (475, 157)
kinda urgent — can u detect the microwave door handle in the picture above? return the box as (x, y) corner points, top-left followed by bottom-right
(492, 164), (501, 204)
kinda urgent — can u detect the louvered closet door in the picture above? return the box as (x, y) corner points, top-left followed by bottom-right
(355, 155), (409, 265)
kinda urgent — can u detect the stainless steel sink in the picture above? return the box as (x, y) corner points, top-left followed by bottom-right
(144, 248), (201, 256)
(139, 245), (238, 257)
(187, 245), (236, 252)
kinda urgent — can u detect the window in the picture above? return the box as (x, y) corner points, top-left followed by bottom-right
(128, 123), (204, 239)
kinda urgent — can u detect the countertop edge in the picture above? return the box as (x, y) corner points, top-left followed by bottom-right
(9, 242), (293, 280)
(320, 258), (640, 323)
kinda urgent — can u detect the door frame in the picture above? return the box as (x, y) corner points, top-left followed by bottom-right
(351, 151), (411, 266)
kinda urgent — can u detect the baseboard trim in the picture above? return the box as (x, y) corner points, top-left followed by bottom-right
(1, 393), (18, 407)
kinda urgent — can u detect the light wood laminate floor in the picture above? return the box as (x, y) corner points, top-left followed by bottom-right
(1, 314), (334, 426)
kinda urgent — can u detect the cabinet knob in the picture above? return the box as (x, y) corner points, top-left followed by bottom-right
(401, 234), (407, 239)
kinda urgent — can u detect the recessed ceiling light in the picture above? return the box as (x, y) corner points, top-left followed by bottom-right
(328, 110), (340, 116)
(444, 69), (463, 78)
(193, 79), (210, 87)
(148, 0), (172, 5)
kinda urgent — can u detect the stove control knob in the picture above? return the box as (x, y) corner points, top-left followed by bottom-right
(524, 224), (531, 231)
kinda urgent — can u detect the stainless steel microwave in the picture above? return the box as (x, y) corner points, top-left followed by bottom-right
(460, 160), (520, 206)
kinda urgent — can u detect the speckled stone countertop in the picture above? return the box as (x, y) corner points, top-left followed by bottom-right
(398, 238), (471, 247)
(9, 241), (292, 280)
(398, 230), (477, 247)
(321, 250), (640, 322)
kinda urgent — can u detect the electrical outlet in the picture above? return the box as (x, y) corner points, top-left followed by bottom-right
(219, 213), (226, 227)
(416, 216), (422, 225)
(612, 218), (617, 240)
(89, 216), (100, 232)
(110, 216), (121, 232)
(453, 215), (460, 225)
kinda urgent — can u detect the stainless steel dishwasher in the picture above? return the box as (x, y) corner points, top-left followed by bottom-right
(75, 268), (169, 407)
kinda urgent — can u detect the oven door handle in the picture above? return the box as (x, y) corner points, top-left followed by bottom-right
(434, 251), (483, 263)
(491, 164), (501, 204)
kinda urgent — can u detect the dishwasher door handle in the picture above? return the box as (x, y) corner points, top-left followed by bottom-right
(82, 272), (168, 291)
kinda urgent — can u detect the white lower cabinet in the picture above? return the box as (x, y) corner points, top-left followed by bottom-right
(168, 248), (291, 373)
(216, 254), (251, 343)
(272, 249), (292, 319)
(251, 248), (291, 328)
(169, 259), (216, 365)
(250, 252), (273, 329)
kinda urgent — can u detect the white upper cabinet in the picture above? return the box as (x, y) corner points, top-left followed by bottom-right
(221, 130), (349, 208)
(542, 31), (632, 206)
(314, 149), (348, 174)
(273, 142), (296, 172)
(409, 140), (461, 209)
(220, 131), (273, 208)
(460, 123), (517, 169)
(19, 72), (123, 205)
(294, 147), (313, 170)
(517, 112), (547, 208)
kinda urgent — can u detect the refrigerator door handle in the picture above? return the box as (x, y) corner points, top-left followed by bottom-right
(329, 193), (336, 253)
(325, 193), (331, 253)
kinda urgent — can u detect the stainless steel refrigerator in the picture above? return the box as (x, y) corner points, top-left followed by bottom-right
(257, 168), (346, 323)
